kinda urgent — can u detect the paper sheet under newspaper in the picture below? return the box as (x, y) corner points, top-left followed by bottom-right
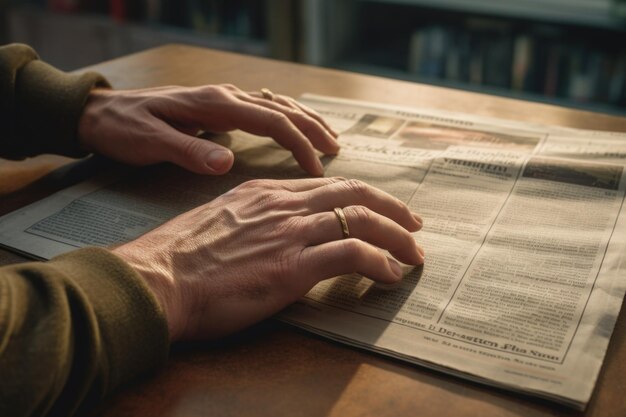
(1, 95), (625, 409)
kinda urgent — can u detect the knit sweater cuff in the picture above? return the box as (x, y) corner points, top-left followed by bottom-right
(16, 59), (110, 157)
(51, 247), (169, 392)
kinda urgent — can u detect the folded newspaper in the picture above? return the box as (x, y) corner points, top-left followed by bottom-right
(1, 95), (625, 409)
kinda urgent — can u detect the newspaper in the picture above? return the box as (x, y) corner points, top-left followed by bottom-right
(1, 94), (625, 409)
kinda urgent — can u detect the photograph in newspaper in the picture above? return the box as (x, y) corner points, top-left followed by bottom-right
(523, 157), (623, 190)
(396, 120), (541, 150)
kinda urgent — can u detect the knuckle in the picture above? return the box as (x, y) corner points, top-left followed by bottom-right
(296, 114), (321, 135)
(243, 178), (284, 191)
(200, 84), (218, 95)
(347, 205), (372, 225)
(232, 179), (275, 197)
(275, 96), (293, 108)
(241, 178), (267, 189)
(179, 139), (204, 161)
(275, 215), (304, 237)
(340, 238), (364, 259)
(312, 177), (346, 189)
(202, 85), (232, 102)
(246, 188), (299, 212)
(283, 192), (308, 210)
(268, 111), (290, 127)
(343, 179), (371, 199)
(255, 191), (284, 210)
(264, 111), (292, 139)
(220, 83), (238, 91)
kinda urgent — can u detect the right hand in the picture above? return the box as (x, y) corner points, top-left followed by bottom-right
(113, 177), (424, 341)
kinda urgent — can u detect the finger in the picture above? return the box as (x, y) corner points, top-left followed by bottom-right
(219, 101), (324, 176)
(238, 94), (339, 155)
(302, 206), (423, 265)
(251, 92), (339, 138)
(303, 179), (422, 231)
(154, 123), (234, 175)
(288, 98), (339, 138)
(299, 239), (405, 286)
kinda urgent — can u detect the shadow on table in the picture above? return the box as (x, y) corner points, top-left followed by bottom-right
(89, 315), (582, 417)
(0, 155), (120, 216)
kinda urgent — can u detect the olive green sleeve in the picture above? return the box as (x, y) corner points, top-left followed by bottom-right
(0, 43), (110, 159)
(0, 248), (170, 416)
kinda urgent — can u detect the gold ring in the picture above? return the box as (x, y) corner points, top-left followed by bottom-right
(333, 207), (350, 239)
(260, 87), (275, 101)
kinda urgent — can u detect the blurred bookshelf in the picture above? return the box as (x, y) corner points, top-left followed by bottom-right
(4, 0), (296, 71)
(303, 0), (626, 116)
(4, 0), (626, 116)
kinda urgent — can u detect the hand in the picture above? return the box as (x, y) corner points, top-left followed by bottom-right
(77, 84), (339, 176)
(113, 177), (424, 341)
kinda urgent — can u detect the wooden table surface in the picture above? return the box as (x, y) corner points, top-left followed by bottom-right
(2, 44), (626, 417)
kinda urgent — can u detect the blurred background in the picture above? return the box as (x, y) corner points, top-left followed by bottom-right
(2, 0), (626, 115)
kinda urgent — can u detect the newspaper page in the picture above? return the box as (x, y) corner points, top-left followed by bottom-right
(0, 95), (625, 409)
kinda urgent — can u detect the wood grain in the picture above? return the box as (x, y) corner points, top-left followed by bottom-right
(4, 44), (626, 417)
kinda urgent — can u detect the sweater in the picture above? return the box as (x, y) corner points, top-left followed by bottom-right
(0, 43), (170, 417)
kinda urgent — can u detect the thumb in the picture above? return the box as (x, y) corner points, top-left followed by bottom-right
(163, 131), (235, 175)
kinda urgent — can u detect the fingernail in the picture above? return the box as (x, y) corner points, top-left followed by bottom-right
(413, 213), (423, 228)
(207, 149), (232, 173)
(388, 258), (403, 279)
(417, 245), (425, 260)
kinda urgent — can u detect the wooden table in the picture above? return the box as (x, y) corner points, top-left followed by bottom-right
(2, 45), (626, 417)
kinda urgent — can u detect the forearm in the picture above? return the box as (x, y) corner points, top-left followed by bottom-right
(0, 43), (110, 159)
(0, 248), (169, 416)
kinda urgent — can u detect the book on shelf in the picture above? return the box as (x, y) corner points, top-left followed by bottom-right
(405, 21), (626, 109)
(609, 55), (626, 105)
(1, 94), (625, 410)
(511, 34), (532, 92)
(408, 25), (450, 78)
(482, 34), (512, 88)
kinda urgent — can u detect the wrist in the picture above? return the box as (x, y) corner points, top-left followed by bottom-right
(113, 242), (184, 342)
(77, 88), (112, 153)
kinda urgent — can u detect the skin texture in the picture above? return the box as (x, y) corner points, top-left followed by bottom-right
(78, 84), (425, 342)
(112, 177), (424, 341)
(78, 84), (339, 176)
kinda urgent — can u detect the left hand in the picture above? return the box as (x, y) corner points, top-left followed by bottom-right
(77, 84), (339, 176)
